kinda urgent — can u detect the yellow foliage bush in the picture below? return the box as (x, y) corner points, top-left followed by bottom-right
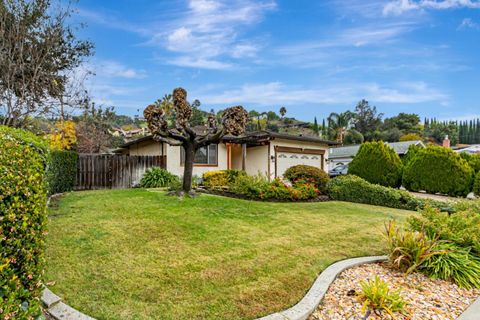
(202, 170), (229, 187)
(47, 120), (77, 150)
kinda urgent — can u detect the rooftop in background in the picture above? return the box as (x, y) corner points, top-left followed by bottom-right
(329, 141), (425, 159)
(453, 144), (480, 154)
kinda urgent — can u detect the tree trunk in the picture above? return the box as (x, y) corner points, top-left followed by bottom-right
(182, 142), (195, 193)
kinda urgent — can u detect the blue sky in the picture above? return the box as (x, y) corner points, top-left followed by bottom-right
(73, 0), (480, 122)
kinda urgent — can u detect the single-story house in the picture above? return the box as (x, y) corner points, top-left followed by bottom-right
(114, 130), (339, 179)
(453, 144), (480, 154)
(328, 140), (425, 170)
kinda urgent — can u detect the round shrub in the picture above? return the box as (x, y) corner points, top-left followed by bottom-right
(140, 167), (177, 188)
(348, 141), (403, 187)
(0, 126), (49, 319)
(460, 152), (480, 173)
(47, 150), (78, 194)
(474, 171), (480, 196)
(283, 164), (329, 193)
(202, 170), (229, 187)
(403, 146), (474, 197)
(401, 144), (423, 166)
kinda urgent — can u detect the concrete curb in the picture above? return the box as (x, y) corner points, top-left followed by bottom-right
(41, 288), (96, 320)
(457, 295), (480, 320)
(256, 256), (387, 320)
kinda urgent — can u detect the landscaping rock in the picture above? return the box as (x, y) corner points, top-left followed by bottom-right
(309, 262), (480, 320)
(466, 192), (476, 200)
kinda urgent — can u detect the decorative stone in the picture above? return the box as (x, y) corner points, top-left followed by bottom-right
(466, 192), (476, 200)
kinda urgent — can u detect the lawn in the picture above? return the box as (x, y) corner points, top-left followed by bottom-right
(45, 189), (412, 320)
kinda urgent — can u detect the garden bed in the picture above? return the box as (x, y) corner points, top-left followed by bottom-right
(310, 262), (480, 320)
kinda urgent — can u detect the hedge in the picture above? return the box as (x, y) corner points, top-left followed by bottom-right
(474, 171), (480, 196)
(0, 126), (49, 319)
(327, 175), (449, 211)
(348, 141), (403, 187)
(460, 152), (480, 173)
(47, 150), (78, 194)
(403, 146), (474, 197)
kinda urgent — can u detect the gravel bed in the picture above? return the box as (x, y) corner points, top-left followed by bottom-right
(309, 262), (480, 320)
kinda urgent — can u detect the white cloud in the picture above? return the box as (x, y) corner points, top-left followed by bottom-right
(458, 17), (480, 29)
(195, 81), (448, 106)
(383, 0), (480, 15)
(96, 60), (147, 79)
(166, 57), (233, 70)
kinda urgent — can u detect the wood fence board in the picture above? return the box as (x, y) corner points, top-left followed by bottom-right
(75, 155), (166, 190)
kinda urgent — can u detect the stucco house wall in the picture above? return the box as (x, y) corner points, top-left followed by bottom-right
(245, 145), (269, 176)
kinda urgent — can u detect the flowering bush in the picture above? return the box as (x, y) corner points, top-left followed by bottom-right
(258, 178), (319, 201)
(284, 165), (329, 193)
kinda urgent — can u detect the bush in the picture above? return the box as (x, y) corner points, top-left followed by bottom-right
(203, 170), (246, 188)
(402, 146), (474, 197)
(358, 276), (406, 316)
(284, 165), (329, 193)
(385, 220), (480, 289)
(474, 171), (480, 196)
(327, 175), (447, 211)
(401, 144), (423, 166)
(229, 174), (270, 198)
(408, 207), (480, 256)
(460, 152), (480, 173)
(348, 141), (403, 187)
(46, 150), (78, 194)
(140, 167), (177, 188)
(0, 126), (49, 318)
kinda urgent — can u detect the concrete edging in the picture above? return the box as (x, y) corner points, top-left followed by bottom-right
(458, 296), (480, 320)
(256, 256), (387, 320)
(41, 288), (95, 320)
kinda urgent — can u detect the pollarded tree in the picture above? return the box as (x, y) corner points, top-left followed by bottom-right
(144, 88), (248, 195)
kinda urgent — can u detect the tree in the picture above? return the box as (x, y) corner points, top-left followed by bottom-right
(344, 129), (364, 145)
(0, 0), (93, 127)
(144, 88), (248, 194)
(400, 133), (423, 141)
(352, 99), (383, 141)
(383, 113), (421, 135)
(47, 120), (77, 150)
(312, 117), (319, 135)
(381, 128), (402, 142)
(279, 106), (287, 118)
(424, 121), (459, 145)
(327, 111), (354, 143)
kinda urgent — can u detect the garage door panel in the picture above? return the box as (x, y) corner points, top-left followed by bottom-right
(276, 152), (323, 177)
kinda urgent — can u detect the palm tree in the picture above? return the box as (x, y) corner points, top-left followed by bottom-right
(279, 106), (287, 118)
(327, 111), (354, 143)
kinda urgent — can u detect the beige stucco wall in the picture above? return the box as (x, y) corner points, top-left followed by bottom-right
(245, 145), (269, 177)
(127, 140), (165, 156)
(230, 144), (243, 170)
(166, 143), (229, 177)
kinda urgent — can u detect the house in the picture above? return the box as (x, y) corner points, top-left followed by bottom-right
(328, 140), (425, 170)
(453, 144), (480, 154)
(114, 130), (339, 179)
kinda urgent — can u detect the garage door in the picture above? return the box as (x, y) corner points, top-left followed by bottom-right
(275, 147), (324, 177)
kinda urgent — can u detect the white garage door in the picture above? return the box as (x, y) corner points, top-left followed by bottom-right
(276, 152), (323, 177)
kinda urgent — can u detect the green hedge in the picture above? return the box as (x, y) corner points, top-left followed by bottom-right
(403, 146), (474, 197)
(460, 152), (480, 173)
(0, 126), (49, 319)
(327, 175), (448, 211)
(474, 171), (480, 196)
(348, 141), (403, 187)
(47, 150), (78, 194)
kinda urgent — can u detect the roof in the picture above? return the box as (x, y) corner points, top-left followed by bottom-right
(117, 130), (339, 150)
(329, 140), (425, 159)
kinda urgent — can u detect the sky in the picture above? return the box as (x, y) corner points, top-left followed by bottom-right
(72, 0), (480, 122)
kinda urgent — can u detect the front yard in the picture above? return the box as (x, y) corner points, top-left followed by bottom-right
(45, 190), (411, 320)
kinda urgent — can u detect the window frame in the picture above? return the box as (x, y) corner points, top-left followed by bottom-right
(180, 144), (218, 167)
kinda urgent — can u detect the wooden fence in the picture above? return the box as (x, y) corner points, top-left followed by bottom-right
(76, 155), (166, 190)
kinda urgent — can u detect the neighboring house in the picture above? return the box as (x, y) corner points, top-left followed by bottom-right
(453, 144), (480, 154)
(114, 129), (338, 179)
(328, 140), (425, 170)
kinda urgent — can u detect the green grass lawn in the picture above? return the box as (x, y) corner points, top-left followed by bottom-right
(45, 189), (412, 320)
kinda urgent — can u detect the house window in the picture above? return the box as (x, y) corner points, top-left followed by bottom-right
(180, 144), (218, 166)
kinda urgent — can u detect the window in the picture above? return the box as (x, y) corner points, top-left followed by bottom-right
(180, 144), (218, 166)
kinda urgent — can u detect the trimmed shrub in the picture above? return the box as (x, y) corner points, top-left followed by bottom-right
(474, 171), (480, 196)
(229, 174), (270, 198)
(460, 152), (480, 173)
(402, 146), (474, 197)
(140, 167), (177, 188)
(327, 175), (448, 211)
(203, 170), (246, 188)
(284, 164), (329, 194)
(348, 141), (403, 187)
(0, 126), (49, 319)
(46, 150), (78, 194)
(203, 170), (229, 187)
(401, 144), (423, 166)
